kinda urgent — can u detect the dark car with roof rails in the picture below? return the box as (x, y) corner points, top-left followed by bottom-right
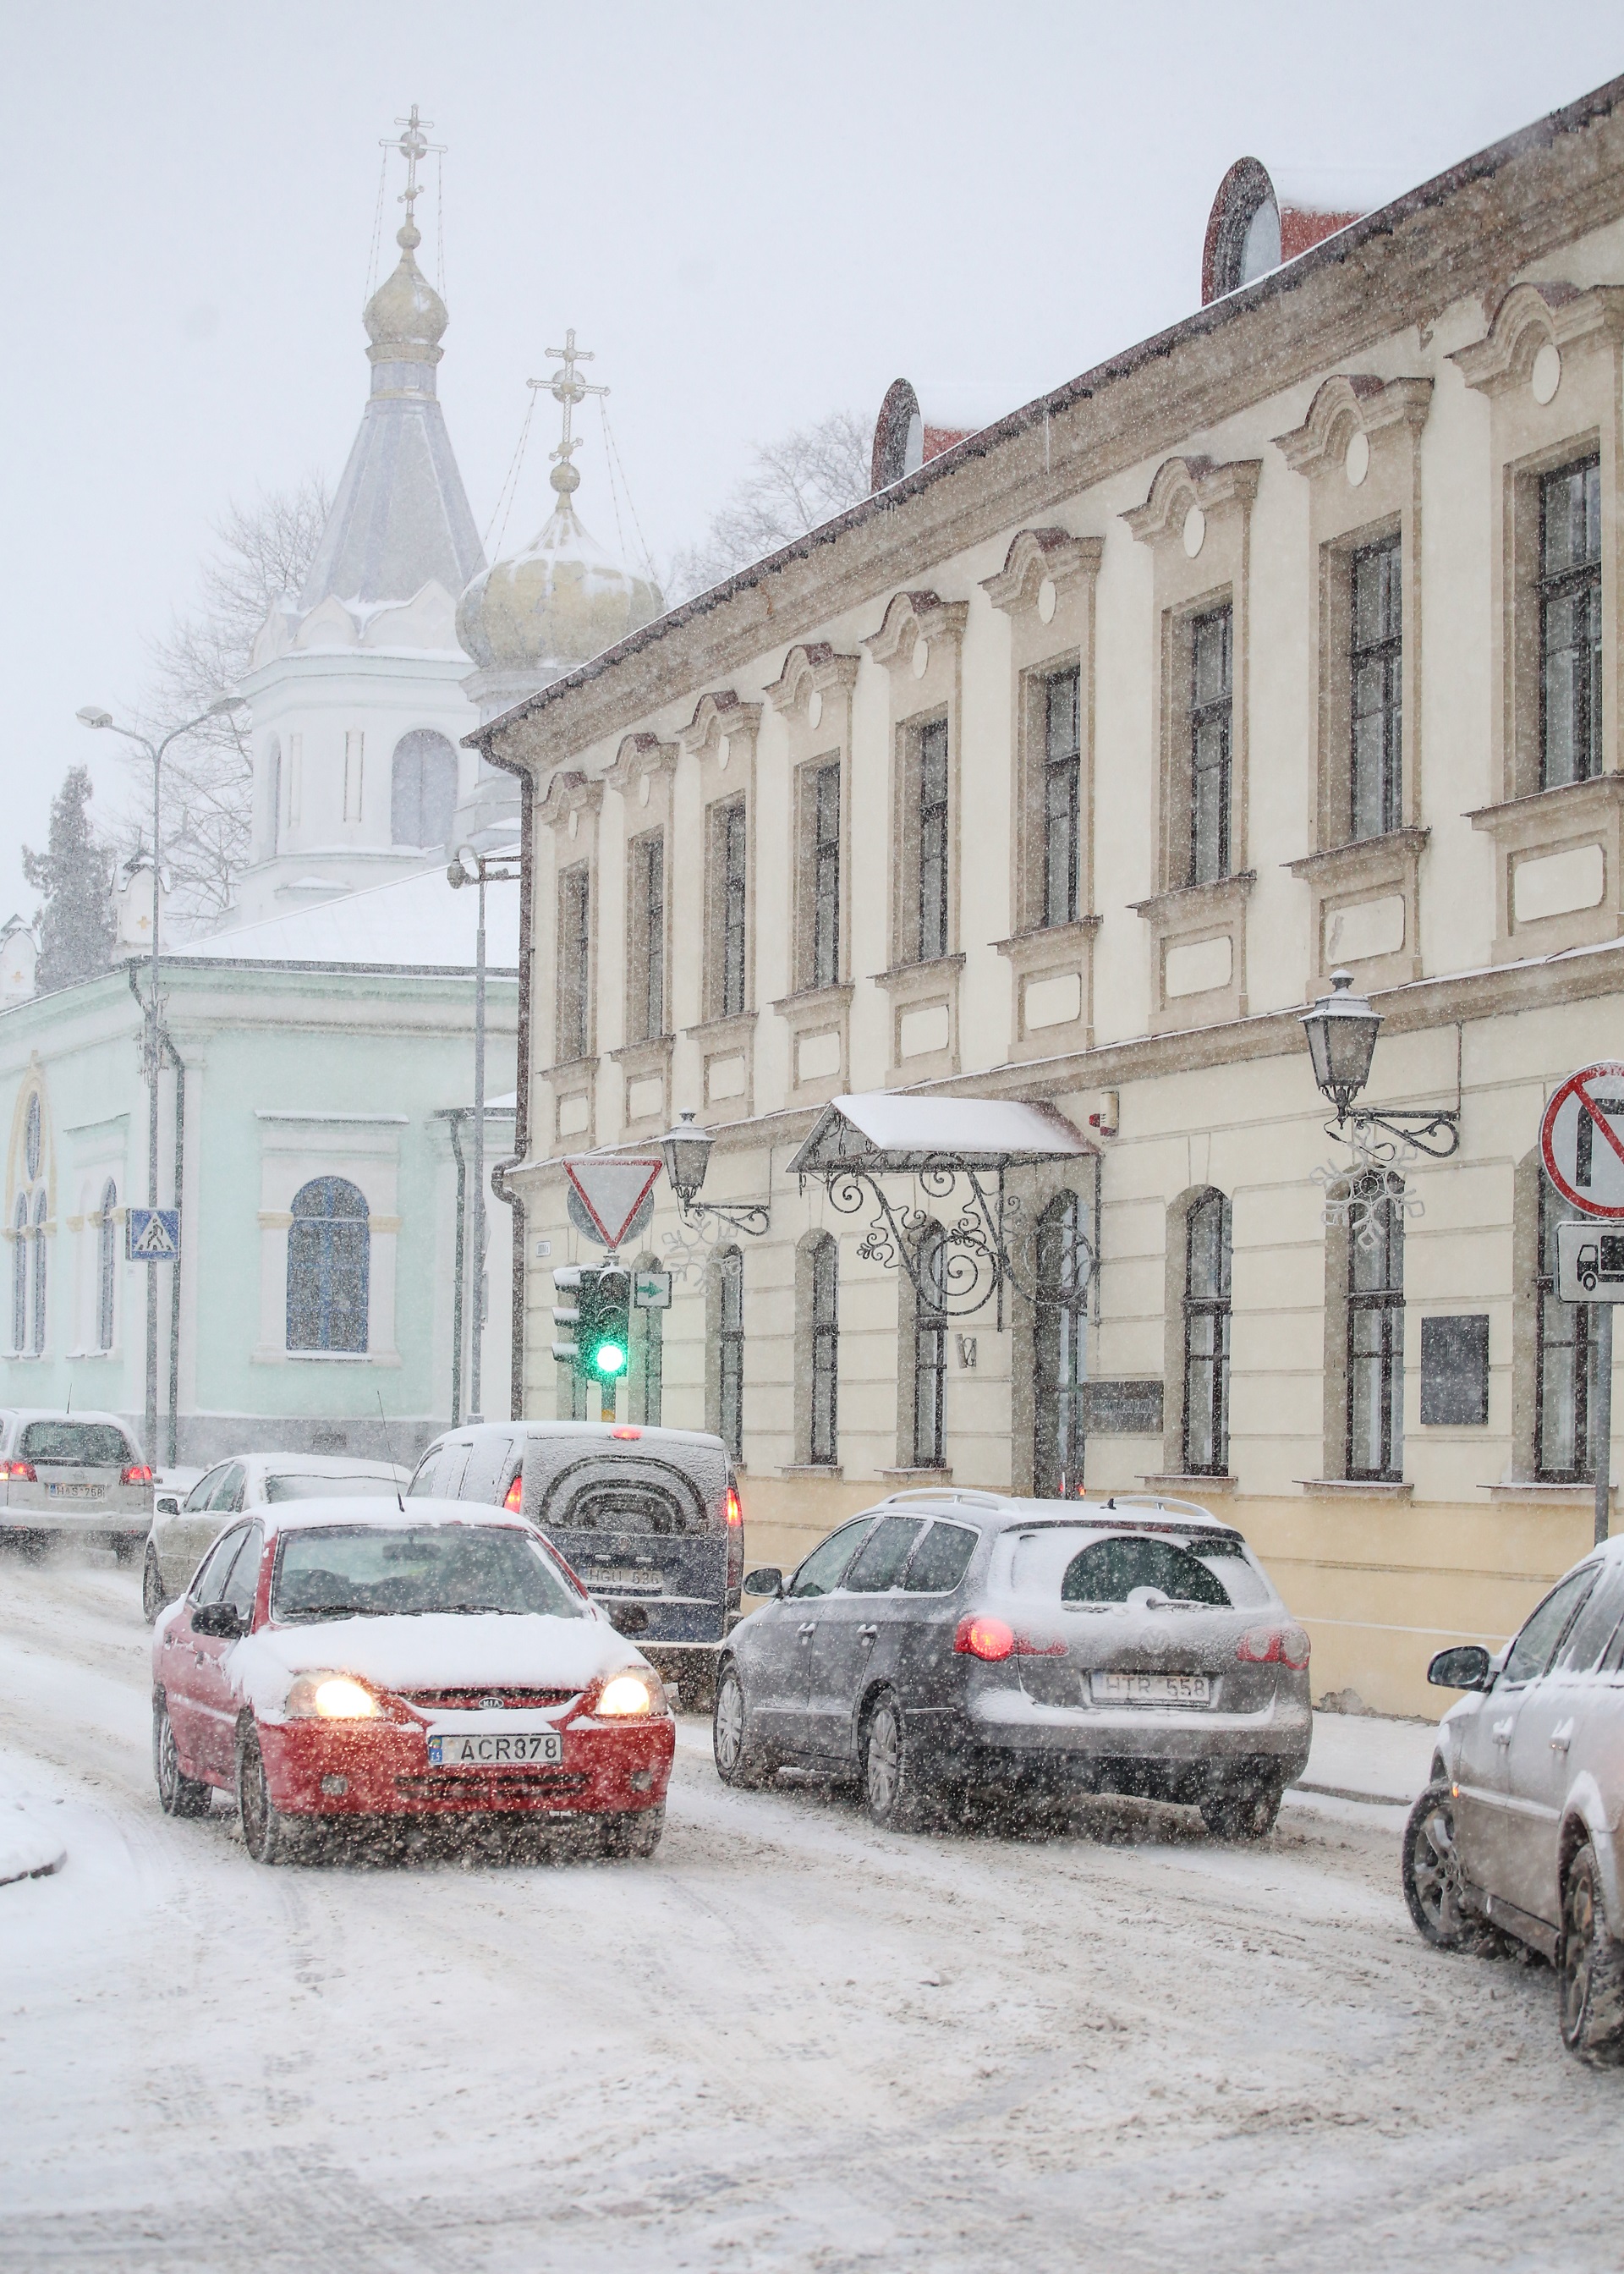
(713, 1488), (1311, 1836)
(408, 1420), (742, 1705)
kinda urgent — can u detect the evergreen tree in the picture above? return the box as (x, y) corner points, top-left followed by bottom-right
(22, 766), (116, 991)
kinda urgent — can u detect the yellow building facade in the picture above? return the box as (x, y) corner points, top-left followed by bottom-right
(477, 81), (1624, 1712)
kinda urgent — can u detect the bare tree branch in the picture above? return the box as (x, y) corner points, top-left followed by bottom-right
(665, 411), (874, 604)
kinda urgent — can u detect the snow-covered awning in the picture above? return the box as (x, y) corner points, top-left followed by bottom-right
(787, 1093), (1095, 1178)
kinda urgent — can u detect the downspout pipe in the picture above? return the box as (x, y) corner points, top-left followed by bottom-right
(128, 961), (184, 1467)
(447, 1111), (467, 1430)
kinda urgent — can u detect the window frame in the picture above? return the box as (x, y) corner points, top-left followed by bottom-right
(97, 1179), (118, 1353)
(1034, 1191), (1089, 1496)
(286, 1176), (370, 1356)
(1040, 664), (1082, 928)
(1538, 453), (1603, 791)
(708, 799), (749, 1021)
(809, 1235), (839, 1467)
(628, 830), (666, 1045)
(30, 1188), (47, 1356)
(1345, 1174), (1406, 1482)
(912, 1224), (948, 1469)
(1348, 534), (1403, 841)
(914, 717), (951, 963)
(1182, 1189), (1232, 1476)
(716, 1245), (743, 1463)
(556, 861), (591, 1065)
(11, 1193), (26, 1354)
(809, 761), (842, 991)
(1188, 602), (1233, 887)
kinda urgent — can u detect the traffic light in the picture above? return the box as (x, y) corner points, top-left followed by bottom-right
(579, 1266), (631, 1382)
(551, 1266), (584, 1367)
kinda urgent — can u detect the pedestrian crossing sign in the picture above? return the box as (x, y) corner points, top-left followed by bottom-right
(127, 1208), (180, 1261)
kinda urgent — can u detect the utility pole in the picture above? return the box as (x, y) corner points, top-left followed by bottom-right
(448, 845), (519, 1424)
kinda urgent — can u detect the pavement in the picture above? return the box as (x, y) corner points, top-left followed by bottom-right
(0, 1796), (66, 1886)
(1294, 1708), (1439, 1808)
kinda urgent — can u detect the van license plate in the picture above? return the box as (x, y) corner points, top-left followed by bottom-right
(587, 1568), (661, 1592)
(1091, 1672), (1210, 1705)
(426, 1730), (563, 1767)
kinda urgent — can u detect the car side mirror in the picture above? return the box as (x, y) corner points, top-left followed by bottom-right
(154, 1495), (181, 1517)
(743, 1567), (783, 1598)
(191, 1601), (247, 1640)
(1428, 1644), (1491, 1691)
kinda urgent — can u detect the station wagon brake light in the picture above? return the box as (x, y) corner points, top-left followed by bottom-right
(502, 1473), (524, 1513)
(122, 1464), (154, 1486)
(1237, 1624), (1310, 1669)
(0, 1460), (36, 1482)
(955, 1615), (1016, 1662)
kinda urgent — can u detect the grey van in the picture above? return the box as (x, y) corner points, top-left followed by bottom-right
(409, 1420), (742, 1700)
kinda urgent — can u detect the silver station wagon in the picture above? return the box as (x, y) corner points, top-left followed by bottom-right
(1403, 1535), (1624, 2060)
(0, 1409), (152, 1557)
(715, 1490), (1311, 1835)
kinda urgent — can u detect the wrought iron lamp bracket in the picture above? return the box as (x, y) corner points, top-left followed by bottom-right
(1326, 1106), (1460, 1162)
(678, 1195), (771, 1239)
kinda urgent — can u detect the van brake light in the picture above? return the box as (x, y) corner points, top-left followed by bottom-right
(502, 1473), (524, 1513)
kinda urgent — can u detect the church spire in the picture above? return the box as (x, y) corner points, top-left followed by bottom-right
(298, 107), (485, 614)
(535, 328), (609, 499)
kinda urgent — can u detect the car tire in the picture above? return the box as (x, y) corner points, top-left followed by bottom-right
(712, 1662), (773, 1789)
(113, 1534), (142, 1567)
(861, 1689), (937, 1833)
(1401, 1779), (1473, 1948)
(1559, 1843), (1624, 2060)
(153, 1695), (211, 1819)
(141, 1546), (167, 1625)
(237, 1725), (300, 1865)
(1199, 1776), (1284, 1842)
(599, 1804), (665, 1860)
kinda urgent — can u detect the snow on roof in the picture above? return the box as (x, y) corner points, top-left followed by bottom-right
(789, 1093), (1095, 1175)
(168, 861), (520, 973)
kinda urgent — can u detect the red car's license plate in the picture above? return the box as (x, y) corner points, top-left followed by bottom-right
(425, 1729), (564, 1767)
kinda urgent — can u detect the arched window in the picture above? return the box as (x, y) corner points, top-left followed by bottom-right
(713, 1246), (743, 1460)
(809, 1236), (838, 1466)
(97, 1180), (118, 1353)
(1034, 1192), (1089, 1496)
(30, 1189), (47, 1355)
(391, 730), (458, 849)
(1182, 1189), (1232, 1475)
(287, 1178), (370, 1354)
(24, 1092), (41, 1182)
(630, 1250), (664, 1429)
(1347, 1174), (1405, 1480)
(913, 1224), (948, 1469)
(266, 739), (282, 854)
(11, 1194), (27, 1353)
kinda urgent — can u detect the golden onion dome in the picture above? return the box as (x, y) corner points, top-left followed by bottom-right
(457, 471), (665, 675)
(363, 221), (447, 363)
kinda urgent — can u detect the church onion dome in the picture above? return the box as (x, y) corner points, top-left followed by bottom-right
(457, 478), (664, 673)
(363, 217), (447, 363)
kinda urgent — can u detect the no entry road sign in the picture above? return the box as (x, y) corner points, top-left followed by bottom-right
(1541, 1063), (1624, 1218)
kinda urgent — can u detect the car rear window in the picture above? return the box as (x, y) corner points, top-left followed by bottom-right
(1007, 1527), (1270, 1609)
(19, 1421), (130, 1466)
(265, 1474), (401, 1503)
(272, 1524), (584, 1623)
(550, 1480), (702, 1535)
(902, 1522), (978, 1594)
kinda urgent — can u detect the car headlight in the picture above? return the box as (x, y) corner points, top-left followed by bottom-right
(285, 1673), (384, 1720)
(595, 1670), (663, 1717)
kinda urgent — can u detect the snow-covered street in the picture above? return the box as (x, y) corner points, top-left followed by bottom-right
(1, 1550), (1621, 2274)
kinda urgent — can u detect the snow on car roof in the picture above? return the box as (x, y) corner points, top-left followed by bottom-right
(881, 1491), (1244, 1540)
(0, 1408), (134, 1429)
(261, 1495), (529, 1535)
(252, 1453), (409, 1478)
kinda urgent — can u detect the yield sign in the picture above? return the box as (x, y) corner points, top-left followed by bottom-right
(1541, 1064), (1624, 1218)
(561, 1155), (663, 1250)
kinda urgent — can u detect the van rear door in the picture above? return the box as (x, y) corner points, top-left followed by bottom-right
(536, 1450), (728, 1646)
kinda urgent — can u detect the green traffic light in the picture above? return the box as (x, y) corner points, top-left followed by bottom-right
(594, 1341), (628, 1378)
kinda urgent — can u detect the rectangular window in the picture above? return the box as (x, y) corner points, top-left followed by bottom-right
(1540, 456), (1603, 790)
(810, 1239), (838, 1465)
(1042, 667), (1081, 926)
(1347, 1179), (1405, 1480)
(913, 1231), (947, 1468)
(1349, 536), (1402, 840)
(1182, 1191), (1232, 1475)
(629, 832), (664, 1042)
(1538, 1176), (1599, 1479)
(716, 802), (748, 1019)
(717, 1248), (743, 1462)
(1188, 606), (1232, 887)
(811, 762), (841, 989)
(916, 718), (949, 961)
(557, 864), (590, 1063)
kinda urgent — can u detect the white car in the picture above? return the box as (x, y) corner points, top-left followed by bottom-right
(144, 1453), (410, 1621)
(0, 1409), (153, 1558)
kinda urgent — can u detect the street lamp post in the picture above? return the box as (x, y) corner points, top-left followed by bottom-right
(77, 695), (246, 1463)
(448, 846), (519, 1423)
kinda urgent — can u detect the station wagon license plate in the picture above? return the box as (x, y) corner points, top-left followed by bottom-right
(45, 1484), (101, 1501)
(425, 1729), (564, 1768)
(1091, 1671), (1210, 1706)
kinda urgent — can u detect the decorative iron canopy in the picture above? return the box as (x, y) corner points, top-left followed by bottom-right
(789, 1094), (1096, 1323)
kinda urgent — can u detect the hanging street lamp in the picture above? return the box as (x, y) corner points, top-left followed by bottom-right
(1300, 969), (1459, 1157)
(658, 1111), (770, 1236)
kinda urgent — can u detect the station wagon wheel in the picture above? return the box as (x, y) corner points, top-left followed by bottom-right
(1402, 1780), (1471, 1948)
(712, 1662), (771, 1789)
(1199, 1777), (1284, 1842)
(237, 1724), (299, 1865)
(862, 1689), (936, 1833)
(152, 1695), (210, 1819)
(141, 1546), (167, 1625)
(1559, 1843), (1624, 2059)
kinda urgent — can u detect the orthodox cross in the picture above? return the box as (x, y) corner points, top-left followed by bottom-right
(531, 329), (609, 490)
(381, 105), (444, 227)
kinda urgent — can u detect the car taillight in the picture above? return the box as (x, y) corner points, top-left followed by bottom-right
(610, 1425), (642, 1441)
(502, 1473), (524, 1513)
(1237, 1624), (1311, 1669)
(955, 1614), (1016, 1662)
(121, 1464), (154, 1486)
(724, 1484), (743, 1589)
(0, 1459), (36, 1482)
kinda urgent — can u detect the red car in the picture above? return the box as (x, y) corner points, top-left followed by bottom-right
(151, 1497), (674, 1864)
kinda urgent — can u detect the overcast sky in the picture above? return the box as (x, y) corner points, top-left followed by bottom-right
(5, 3), (1621, 915)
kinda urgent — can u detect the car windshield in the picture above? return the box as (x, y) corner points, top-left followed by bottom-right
(264, 1474), (402, 1504)
(19, 1421), (129, 1466)
(272, 1524), (584, 1623)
